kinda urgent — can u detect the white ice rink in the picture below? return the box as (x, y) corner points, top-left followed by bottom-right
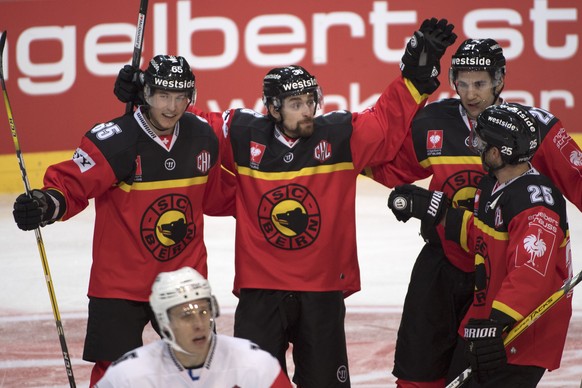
(0, 177), (581, 387)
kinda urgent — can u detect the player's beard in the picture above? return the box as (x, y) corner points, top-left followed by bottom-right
(296, 118), (315, 138)
(481, 147), (504, 174)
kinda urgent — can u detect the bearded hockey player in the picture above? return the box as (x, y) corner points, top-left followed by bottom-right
(388, 103), (573, 387)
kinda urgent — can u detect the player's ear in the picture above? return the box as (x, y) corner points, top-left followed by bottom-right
(268, 104), (281, 120)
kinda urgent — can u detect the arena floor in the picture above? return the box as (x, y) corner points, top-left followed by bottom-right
(1, 178), (581, 387)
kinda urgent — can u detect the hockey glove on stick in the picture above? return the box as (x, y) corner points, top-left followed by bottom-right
(401, 18), (457, 94)
(388, 184), (449, 225)
(114, 64), (145, 106)
(464, 318), (508, 383)
(13, 189), (62, 231)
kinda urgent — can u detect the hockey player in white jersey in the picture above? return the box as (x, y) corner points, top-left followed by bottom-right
(94, 267), (291, 387)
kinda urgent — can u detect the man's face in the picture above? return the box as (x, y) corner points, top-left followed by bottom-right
(168, 299), (212, 355)
(454, 70), (502, 120)
(271, 93), (316, 138)
(146, 89), (191, 132)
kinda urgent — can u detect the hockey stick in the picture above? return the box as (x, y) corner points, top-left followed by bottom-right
(0, 31), (76, 388)
(446, 269), (582, 388)
(125, 0), (149, 114)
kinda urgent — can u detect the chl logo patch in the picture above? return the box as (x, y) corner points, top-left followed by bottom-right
(313, 140), (332, 163)
(196, 150), (211, 174)
(258, 184), (321, 250)
(140, 194), (195, 262)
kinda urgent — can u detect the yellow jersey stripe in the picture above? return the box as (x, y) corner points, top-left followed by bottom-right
(459, 210), (473, 252)
(117, 176), (209, 192)
(474, 218), (509, 240)
(237, 162), (355, 180)
(419, 155), (482, 168)
(492, 300), (524, 322)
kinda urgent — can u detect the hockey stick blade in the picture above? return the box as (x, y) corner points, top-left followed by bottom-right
(446, 269), (582, 388)
(0, 30), (77, 388)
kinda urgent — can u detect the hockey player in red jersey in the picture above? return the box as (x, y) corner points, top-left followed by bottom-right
(113, 18), (458, 387)
(95, 267), (291, 388)
(365, 39), (582, 387)
(198, 19), (457, 387)
(388, 103), (573, 387)
(12, 55), (233, 386)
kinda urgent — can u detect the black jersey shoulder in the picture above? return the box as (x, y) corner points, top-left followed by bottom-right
(413, 98), (460, 126)
(482, 171), (568, 235)
(505, 103), (560, 143)
(228, 109), (354, 172)
(314, 109), (353, 129)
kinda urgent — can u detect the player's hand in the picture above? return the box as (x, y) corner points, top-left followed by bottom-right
(13, 189), (55, 231)
(388, 184), (449, 225)
(464, 318), (507, 383)
(419, 18), (457, 61)
(114, 65), (144, 105)
(401, 18), (457, 94)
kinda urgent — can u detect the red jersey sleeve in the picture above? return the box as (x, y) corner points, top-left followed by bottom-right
(349, 77), (428, 170)
(42, 136), (117, 220)
(532, 119), (582, 212)
(362, 130), (430, 188)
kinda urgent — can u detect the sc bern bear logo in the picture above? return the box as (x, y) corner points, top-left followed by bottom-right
(258, 184), (321, 250)
(141, 194), (195, 261)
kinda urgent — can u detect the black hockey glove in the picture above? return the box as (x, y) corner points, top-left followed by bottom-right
(13, 189), (58, 231)
(387, 184), (449, 225)
(464, 318), (507, 383)
(401, 18), (457, 94)
(114, 64), (145, 105)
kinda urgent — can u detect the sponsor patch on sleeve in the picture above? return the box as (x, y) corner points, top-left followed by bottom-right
(72, 147), (96, 173)
(515, 212), (558, 276)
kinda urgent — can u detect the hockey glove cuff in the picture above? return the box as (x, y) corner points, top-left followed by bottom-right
(464, 318), (507, 383)
(114, 64), (145, 106)
(388, 184), (449, 225)
(13, 189), (63, 231)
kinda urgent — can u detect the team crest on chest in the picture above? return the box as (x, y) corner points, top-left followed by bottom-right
(140, 194), (195, 261)
(250, 141), (266, 169)
(258, 184), (321, 250)
(426, 130), (444, 156)
(440, 170), (485, 211)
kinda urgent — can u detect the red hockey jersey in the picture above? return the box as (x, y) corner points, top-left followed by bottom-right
(193, 77), (426, 296)
(366, 99), (582, 272)
(43, 108), (233, 301)
(446, 167), (573, 370)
